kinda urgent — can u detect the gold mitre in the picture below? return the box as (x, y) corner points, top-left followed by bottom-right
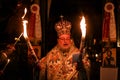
(55, 16), (71, 36)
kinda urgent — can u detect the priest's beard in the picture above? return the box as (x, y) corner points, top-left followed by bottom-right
(59, 46), (70, 53)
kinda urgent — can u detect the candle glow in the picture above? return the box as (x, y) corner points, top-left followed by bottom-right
(80, 16), (86, 38)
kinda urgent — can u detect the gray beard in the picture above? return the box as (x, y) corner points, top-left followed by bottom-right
(59, 47), (70, 53)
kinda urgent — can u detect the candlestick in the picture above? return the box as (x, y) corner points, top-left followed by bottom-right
(80, 38), (85, 52)
(26, 38), (39, 62)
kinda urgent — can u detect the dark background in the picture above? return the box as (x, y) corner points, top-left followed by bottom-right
(0, 0), (120, 80)
(0, 0), (116, 53)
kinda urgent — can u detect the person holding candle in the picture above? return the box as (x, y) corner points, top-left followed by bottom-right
(0, 44), (15, 79)
(38, 16), (88, 80)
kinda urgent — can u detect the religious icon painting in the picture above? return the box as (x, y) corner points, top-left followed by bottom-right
(102, 47), (116, 67)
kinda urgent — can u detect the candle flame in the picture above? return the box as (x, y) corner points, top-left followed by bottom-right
(22, 8), (27, 19)
(80, 16), (86, 38)
(23, 20), (28, 39)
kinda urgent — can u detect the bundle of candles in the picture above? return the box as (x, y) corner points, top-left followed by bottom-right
(80, 16), (86, 56)
(14, 8), (39, 63)
(22, 8), (39, 63)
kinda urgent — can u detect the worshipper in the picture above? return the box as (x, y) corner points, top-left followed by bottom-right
(0, 44), (15, 77)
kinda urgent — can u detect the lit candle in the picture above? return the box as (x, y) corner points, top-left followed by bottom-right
(22, 8), (38, 63)
(80, 16), (86, 52)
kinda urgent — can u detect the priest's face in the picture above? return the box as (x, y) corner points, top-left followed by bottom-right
(57, 34), (72, 52)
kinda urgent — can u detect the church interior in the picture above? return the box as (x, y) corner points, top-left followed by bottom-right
(0, 0), (120, 80)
